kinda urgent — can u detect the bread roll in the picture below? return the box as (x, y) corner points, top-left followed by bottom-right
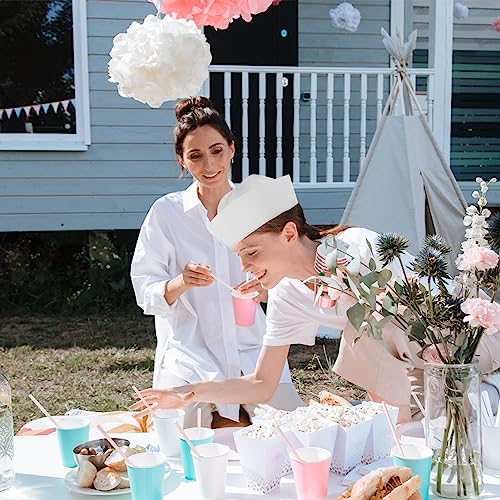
(117, 473), (130, 489)
(93, 467), (122, 491)
(76, 461), (97, 488)
(104, 447), (137, 472)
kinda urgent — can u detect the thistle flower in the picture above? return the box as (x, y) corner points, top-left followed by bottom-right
(423, 235), (452, 255)
(488, 213), (500, 250)
(412, 248), (450, 280)
(376, 233), (410, 264)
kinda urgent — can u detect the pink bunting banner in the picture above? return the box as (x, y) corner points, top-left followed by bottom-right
(0, 98), (75, 120)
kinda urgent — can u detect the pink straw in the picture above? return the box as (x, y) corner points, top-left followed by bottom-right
(274, 425), (305, 463)
(175, 422), (201, 458)
(382, 401), (405, 457)
(96, 425), (129, 462)
(132, 385), (154, 419)
(28, 394), (61, 430)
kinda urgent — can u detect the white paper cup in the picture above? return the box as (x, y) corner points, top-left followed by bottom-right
(483, 425), (500, 470)
(191, 443), (230, 500)
(152, 408), (184, 457)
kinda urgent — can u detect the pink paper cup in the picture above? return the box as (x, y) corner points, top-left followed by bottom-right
(231, 290), (258, 327)
(289, 447), (331, 500)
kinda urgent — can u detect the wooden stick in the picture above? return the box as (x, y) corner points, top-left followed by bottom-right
(411, 392), (426, 417)
(382, 401), (405, 457)
(275, 425), (304, 463)
(175, 422), (201, 458)
(28, 394), (61, 429)
(132, 385), (154, 419)
(96, 425), (129, 461)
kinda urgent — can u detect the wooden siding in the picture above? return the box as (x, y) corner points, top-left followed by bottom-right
(0, 0), (180, 232)
(413, 0), (500, 52)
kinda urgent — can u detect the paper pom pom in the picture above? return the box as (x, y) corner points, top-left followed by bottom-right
(150, 0), (275, 30)
(329, 2), (361, 33)
(453, 2), (469, 19)
(108, 15), (211, 108)
(492, 17), (500, 32)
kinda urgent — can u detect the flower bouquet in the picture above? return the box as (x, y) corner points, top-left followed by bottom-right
(310, 177), (500, 497)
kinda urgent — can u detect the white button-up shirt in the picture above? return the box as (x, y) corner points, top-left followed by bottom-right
(131, 182), (292, 421)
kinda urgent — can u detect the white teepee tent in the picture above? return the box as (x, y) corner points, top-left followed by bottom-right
(341, 29), (467, 270)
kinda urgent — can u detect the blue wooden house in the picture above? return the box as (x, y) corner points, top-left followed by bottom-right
(0, 0), (498, 233)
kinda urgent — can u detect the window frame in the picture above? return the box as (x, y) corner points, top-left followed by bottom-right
(0, 0), (91, 151)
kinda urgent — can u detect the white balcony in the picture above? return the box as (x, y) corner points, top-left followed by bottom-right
(204, 65), (435, 187)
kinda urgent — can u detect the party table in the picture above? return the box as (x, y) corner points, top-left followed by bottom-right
(2, 427), (500, 499)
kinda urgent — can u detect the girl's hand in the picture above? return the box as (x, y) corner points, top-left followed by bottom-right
(181, 262), (214, 288)
(236, 278), (268, 303)
(129, 388), (195, 419)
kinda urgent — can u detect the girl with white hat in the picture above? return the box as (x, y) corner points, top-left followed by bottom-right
(130, 104), (302, 429)
(132, 174), (500, 423)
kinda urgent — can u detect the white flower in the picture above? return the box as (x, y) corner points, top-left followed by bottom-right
(471, 214), (487, 228)
(472, 191), (480, 198)
(491, 178), (497, 183)
(108, 14), (212, 108)
(466, 206), (478, 216)
(476, 177), (483, 183)
(478, 198), (487, 207)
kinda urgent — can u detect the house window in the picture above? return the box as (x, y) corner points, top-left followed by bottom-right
(0, 0), (90, 150)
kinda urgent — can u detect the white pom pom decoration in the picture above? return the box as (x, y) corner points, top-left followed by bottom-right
(453, 2), (469, 20)
(329, 2), (361, 33)
(108, 15), (212, 108)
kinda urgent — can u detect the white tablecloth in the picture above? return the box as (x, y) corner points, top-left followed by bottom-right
(2, 430), (500, 499)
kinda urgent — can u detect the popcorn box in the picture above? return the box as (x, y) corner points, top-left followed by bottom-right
(319, 407), (373, 475)
(291, 418), (338, 452)
(355, 402), (399, 464)
(233, 425), (290, 494)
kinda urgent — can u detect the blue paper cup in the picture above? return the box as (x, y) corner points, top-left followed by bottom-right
(127, 451), (167, 500)
(392, 443), (433, 500)
(55, 416), (90, 468)
(179, 427), (214, 480)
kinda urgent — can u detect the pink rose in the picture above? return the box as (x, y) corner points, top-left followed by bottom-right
(492, 17), (500, 32)
(461, 298), (500, 335)
(457, 247), (499, 272)
(422, 344), (446, 364)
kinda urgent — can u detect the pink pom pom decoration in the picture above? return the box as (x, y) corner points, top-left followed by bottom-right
(149, 0), (275, 30)
(492, 17), (500, 32)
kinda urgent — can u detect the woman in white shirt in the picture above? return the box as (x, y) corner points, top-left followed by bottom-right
(131, 175), (500, 423)
(131, 101), (301, 428)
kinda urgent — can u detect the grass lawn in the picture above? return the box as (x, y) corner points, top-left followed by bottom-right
(0, 312), (365, 432)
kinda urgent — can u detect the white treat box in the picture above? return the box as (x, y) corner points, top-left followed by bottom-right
(233, 425), (290, 494)
(355, 402), (399, 464)
(291, 419), (338, 452)
(318, 407), (373, 475)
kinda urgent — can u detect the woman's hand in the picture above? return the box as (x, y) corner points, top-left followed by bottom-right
(181, 262), (214, 288)
(129, 388), (195, 419)
(236, 277), (268, 303)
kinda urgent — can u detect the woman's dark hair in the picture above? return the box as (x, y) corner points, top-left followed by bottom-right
(174, 96), (235, 160)
(251, 204), (351, 240)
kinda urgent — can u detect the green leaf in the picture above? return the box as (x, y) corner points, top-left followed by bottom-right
(407, 320), (427, 342)
(365, 238), (375, 258)
(361, 271), (379, 288)
(347, 302), (366, 330)
(347, 276), (362, 300)
(368, 257), (377, 271)
(382, 295), (397, 315)
(394, 281), (404, 295)
(378, 269), (393, 288)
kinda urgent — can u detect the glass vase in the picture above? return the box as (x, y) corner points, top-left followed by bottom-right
(424, 363), (483, 498)
(0, 371), (14, 492)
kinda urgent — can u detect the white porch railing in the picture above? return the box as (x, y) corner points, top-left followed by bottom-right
(203, 65), (435, 186)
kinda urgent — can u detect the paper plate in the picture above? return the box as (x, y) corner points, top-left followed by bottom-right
(64, 470), (130, 496)
(65, 465), (171, 496)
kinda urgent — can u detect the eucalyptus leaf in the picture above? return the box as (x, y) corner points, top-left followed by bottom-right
(382, 295), (397, 315)
(347, 301), (366, 330)
(366, 238), (375, 258)
(347, 276), (362, 300)
(407, 320), (426, 341)
(378, 269), (393, 288)
(368, 258), (377, 271)
(361, 271), (379, 288)
(347, 256), (361, 276)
